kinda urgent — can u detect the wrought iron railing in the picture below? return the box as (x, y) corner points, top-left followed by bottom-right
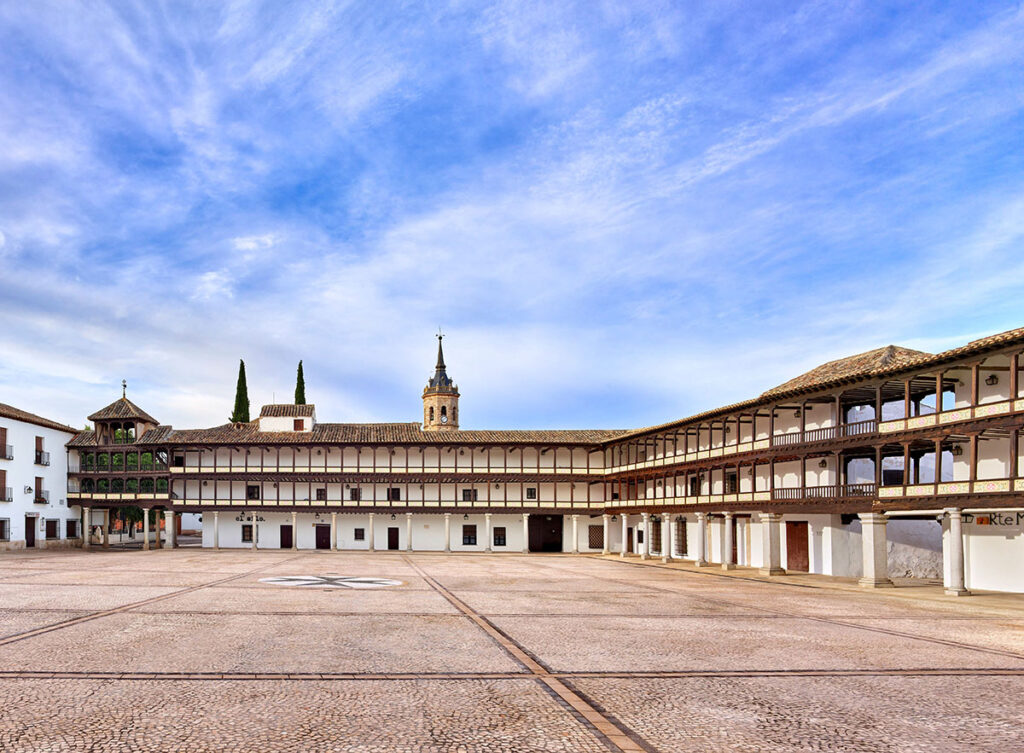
(1, 487), (11, 502)
(34, 490), (49, 503)
(35, 450), (50, 466)
(1, 445), (12, 460)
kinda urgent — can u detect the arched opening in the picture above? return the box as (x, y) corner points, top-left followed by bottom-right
(429, 406), (435, 422)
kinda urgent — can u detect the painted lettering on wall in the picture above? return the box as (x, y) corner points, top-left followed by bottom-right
(963, 512), (1024, 527)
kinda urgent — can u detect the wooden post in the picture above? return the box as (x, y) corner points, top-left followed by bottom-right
(1012, 352), (1020, 403)
(935, 439), (943, 486)
(969, 434), (978, 484)
(904, 380), (911, 418)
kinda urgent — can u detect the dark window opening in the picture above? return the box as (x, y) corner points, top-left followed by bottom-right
(386, 487), (401, 501)
(241, 524), (253, 543)
(349, 488), (362, 501)
(462, 525), (477, 545)
(354, 528), (365, 541)
(246, 485), (260, 500)
(526, 487), (537, 500)
(493, 526), (506, 547)
(725, 472), (738, 494)
(462, 488), (478, 501)
(316, 487), (327, 501)
(293, 419), (303, 431)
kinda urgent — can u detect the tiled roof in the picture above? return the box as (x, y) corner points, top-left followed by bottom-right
(260, 404), (316, 418)
(67, 425), (174, 448)
(0, 402), (78, 434)
(145, 422), (624, 446)
(612, 325), (1024, 442)
(761, 345), (930, 397)
(87, 397), (158, 424)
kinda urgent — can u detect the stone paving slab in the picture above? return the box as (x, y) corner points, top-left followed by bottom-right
(0, 610), (90, 640)
(135, 584), (459, 615)
(0, 678), (609, 753)
(572, 675), (1024, 752)
(841, 617), (1024, 654)
(0, 583), (183, 610)
(489, 614), (1024, 672)
(452, 588), (763, 616)
(0, 613), (524, 674)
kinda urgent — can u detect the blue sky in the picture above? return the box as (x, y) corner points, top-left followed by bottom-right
(1, 2), (1023, 431)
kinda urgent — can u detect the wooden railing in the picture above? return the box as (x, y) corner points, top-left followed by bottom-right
(771, 484), (876, 501)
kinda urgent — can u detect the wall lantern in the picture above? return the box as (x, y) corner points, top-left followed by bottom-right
(675, 515), (683, 522)
(818, 459), (828, 469)
(793, 409), (802, 418)
(390, 514), (396, 520)
(317, 450), (322, 455)
(611, 515), (617, 522)
(463, 514), (469, 520)
(951, 444), (964, 457)
(985, 374), (999, 386)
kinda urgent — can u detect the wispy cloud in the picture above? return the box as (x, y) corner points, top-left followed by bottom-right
(0, 2), (1023, 431)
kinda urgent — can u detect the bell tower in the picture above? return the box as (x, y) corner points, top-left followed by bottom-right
(422, 332), (459, 432)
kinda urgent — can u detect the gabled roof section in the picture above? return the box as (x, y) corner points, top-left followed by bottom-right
(761, 345), (930, 398)
(148, 422), (624, 445)
(260, 404), (315, 418)
(87, 397), (158, 424)
(0, 402), (78, 434)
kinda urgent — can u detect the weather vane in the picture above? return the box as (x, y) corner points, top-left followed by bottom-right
(121, 379), (127, 398)
(437, 326), (444, 341)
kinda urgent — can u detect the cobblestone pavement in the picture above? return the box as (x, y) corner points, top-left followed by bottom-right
(0, 549), (1022, 752)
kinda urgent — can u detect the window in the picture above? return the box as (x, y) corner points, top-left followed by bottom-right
(462, 524), (477, 545)
(386, 487), (401, 501)
(241, 524), (253, 543)
(293, 419), (304, 431)
(526, 487), (537, 500)
(45, 519), (58, 539)
(316, 488), (327, 501)
(0, 519), (9, 541)
(349, 487), (362, 501)
(588, 525), (603, 549)
(611, 491), (620, 500)
(725, 472), (738, 494)
(247, 485), (260, 501)
(637, 529), (644, 544)
(66, 520), (79, 539)
(441, 406), (447, 420)
(173, 456), (185, 468)
(688, 476), (700, 496)
(354, 528), (365, 541)
(0, 427), (8, 459)
(493, 526), (506, 547)
(429, 406), (435, 422)
(462, 488), (478, 502)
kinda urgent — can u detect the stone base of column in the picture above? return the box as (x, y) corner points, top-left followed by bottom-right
(944, 587), (972, 597)
(858, 576), (894, 588)
(721, 562), (736, 571)
(661, 555), (669, 563)
(694, 559), (711, 568)
(760, 566), (786, 576)
(640, 553), (649, 560)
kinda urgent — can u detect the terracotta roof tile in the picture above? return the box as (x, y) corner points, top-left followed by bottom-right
(761, 345), (930, 397)
(87, 397), (158, 424)
(0, 402), (78, 434)
(260, 404), (316, 418)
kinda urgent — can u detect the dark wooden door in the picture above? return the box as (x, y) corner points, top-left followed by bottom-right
(280, 524), (293, 549)
(25, 517), (35, 548)
(387, 527), (400, 550)
(315, 525), (331, 549)
(785, 521), (809, 572)
(528, 515), (564, 552)
(45, 519), (57, 540)
(627, 527), (634, 553)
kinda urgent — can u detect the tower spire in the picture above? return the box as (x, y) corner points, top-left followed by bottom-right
(435, 329), (446, 372)
(423, 330), (459, 432)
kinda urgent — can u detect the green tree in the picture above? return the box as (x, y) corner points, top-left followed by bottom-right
(230, 359), (250, 423)
(294, 360), (306, 405)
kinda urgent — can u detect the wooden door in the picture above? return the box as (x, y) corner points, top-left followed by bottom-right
(528, 515), (564, 552)
(25, 517), (35, 548)
(280, 524), (293, 549)
(626, 527), (634, 553)
(45, 519), (58, 540)
(785, 521), (809, 572)
(315, 525), (331, 549)
(387, 527), (400, 550)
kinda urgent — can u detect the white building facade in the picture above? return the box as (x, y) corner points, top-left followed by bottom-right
(57, 328), (1024, 594)
(0, 404), (78, 550)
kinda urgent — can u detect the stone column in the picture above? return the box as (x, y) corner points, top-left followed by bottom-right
(944, 508), (971, 596)
(102, 510), (110, 549)
(484, 513), (492, 552)
(695, 512), (709, 566)
(212, 511), (219, 551)
(143, 509), (150, 551)
(640, 513), (650, 560)
(331, 512), (338, 551)
(164, 510), (176, 549)
(444, 513), (452, 553)
(291, 511), (298, 550)
(251, 513), (257, 551)
(571, 514), (579, 554)
(367, 513), (375, 552)
(620, 514), (628, 557)
(522, 513), (529, 553)
(759, 512), (783, 575)
(601, 514), (610, 555)
(661, 516), (671, 562)
(82, 507), (91, 550)
(722, 512), (735, 570)
(858, 512), (893, 587)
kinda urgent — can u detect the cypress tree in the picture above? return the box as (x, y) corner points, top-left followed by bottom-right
(294, 360), (306, 405)
(230, 359), (250, 423)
